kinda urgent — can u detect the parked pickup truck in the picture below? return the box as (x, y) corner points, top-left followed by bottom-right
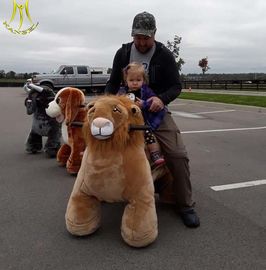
(25, 65), (110, 94)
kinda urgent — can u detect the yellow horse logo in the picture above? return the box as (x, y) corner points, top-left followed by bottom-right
(3, 0), (39, 35)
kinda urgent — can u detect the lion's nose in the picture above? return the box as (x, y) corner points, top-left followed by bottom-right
(92, 117), (112, 128)
(91, 117), (114, 139)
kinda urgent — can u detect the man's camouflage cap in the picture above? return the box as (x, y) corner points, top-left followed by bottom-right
(131, 11), (157, 37)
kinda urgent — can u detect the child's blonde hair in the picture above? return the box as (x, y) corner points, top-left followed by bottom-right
(123, 62), (148, 84)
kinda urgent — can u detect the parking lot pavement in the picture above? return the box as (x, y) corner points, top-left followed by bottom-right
(168, 99), (266, 226)
(0, 88), (266, 270)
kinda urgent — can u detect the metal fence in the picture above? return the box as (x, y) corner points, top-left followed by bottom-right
(182, 80), (266, 91)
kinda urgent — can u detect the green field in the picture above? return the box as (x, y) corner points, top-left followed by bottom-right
(179, 92), (266, 108)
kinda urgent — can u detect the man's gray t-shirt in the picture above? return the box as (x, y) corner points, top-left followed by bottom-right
(129, 43), (155, 72)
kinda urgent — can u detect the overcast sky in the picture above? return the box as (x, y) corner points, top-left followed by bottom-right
(0, 0), (265, 74)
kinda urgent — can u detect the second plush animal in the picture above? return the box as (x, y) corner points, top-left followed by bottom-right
(46, 87), (87, 174)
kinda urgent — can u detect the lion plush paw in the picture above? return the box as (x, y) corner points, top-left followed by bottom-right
(121, 199), (158, 247)
(65, 193), (101, 236)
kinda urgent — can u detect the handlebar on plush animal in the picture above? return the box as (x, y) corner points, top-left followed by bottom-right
(28, 83), (44, 93)
(69, 121), (151, 131)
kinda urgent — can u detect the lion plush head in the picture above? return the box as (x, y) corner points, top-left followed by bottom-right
(83, 95), (145, 152)
(46, 87), (85, 125)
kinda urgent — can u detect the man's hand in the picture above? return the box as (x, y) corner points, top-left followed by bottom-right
(147, 96), (164, 112)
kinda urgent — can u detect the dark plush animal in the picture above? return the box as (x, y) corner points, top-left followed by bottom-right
(25, 84), (61, 157)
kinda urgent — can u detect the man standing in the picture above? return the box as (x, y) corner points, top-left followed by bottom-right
(105, 11), (200, 228)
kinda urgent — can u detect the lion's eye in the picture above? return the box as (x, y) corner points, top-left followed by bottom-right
(113, 106), (121, 113)
(87, 104), (94, 109)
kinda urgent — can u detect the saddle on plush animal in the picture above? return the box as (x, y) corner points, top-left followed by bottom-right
(24, 84), (61, 158)
(65, 95), (158, 247)
(46, 87), (87, 174)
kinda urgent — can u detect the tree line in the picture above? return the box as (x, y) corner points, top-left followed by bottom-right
(0, 70), (39, 79)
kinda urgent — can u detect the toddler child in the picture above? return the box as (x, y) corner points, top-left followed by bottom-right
(119, 62), (166, 166)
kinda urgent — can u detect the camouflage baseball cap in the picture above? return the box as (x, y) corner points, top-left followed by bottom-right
(131, 11), (157, 37)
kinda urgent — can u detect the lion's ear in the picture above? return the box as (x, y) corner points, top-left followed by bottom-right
(131, 104), (141, 115)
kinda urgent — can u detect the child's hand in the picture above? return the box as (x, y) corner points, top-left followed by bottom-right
(135, 97), (143, 108)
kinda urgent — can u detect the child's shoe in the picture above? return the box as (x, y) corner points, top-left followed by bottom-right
(150, 151), (165, 167)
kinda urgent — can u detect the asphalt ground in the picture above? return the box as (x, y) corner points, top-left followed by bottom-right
(0, 88), (265, 270)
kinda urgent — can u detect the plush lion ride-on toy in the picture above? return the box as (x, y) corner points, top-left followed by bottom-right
(25, 84), (61, 158)
(46, 87), (87, 174)
(65, 95), (159, 247)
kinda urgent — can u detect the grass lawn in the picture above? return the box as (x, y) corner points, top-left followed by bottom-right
(179, 92), (266, 108)
(0, 78), (25, 83)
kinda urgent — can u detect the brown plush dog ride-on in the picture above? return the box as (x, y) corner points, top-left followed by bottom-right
(46, 87), (86, 174)
(65, 95), (158, 247)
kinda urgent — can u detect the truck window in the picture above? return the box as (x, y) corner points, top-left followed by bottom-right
(77, 66), (88, 74)
(60, 67), (74, 75)
(91, 70), (103, 74)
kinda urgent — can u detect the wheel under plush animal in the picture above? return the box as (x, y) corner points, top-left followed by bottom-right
(65, 95), (173, 247)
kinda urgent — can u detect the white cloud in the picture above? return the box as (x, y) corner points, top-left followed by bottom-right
(0, 0), (265, 74)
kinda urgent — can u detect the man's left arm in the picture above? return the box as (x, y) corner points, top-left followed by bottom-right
(157, 50), (182, 105)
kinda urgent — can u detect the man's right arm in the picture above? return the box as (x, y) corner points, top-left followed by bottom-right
(105, 48), (123, 94)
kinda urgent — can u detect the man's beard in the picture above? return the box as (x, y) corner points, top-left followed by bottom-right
(135, 45), (151, 54)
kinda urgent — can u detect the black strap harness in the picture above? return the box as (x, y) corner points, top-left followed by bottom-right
(70, 122), (150, 131)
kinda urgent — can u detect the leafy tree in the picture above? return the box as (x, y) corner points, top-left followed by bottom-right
(6, 71), (16, 78)
(0, 70), (5, 78)
(198, 57), (210, 75)
(166, 35), (185, 72)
